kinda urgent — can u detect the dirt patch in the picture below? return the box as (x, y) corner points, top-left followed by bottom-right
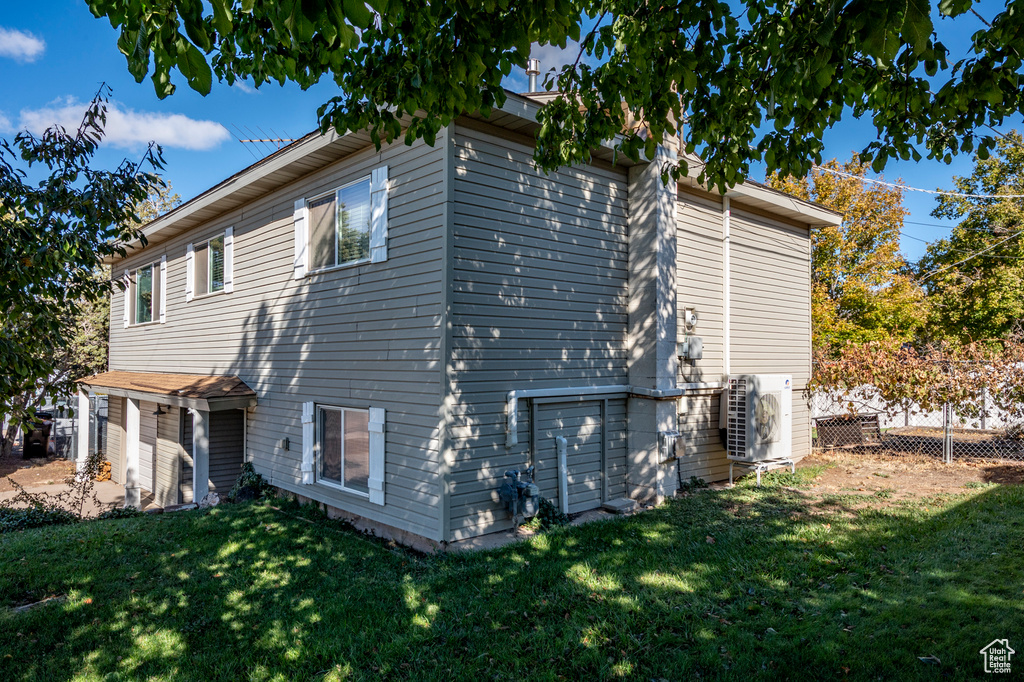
(0, 451), (76, 493)
(795, 451), (1024, 508)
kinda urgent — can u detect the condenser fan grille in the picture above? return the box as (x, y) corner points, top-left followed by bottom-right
(727, 378), (747, 454)
(754, 391), (782, 443)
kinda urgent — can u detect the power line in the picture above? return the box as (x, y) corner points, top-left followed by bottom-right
(815, 165), (1024, 200)
(900, 230), (1024, 259)
(918, 231), (1024, 282)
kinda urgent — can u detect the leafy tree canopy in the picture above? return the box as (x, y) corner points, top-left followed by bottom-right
(0, 87), (162, 434)
(769, 157), (927, 348)
(917, 130), (1024, 343)
(87, 0), (1024, 187)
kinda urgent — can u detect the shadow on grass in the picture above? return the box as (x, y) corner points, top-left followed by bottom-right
(0, 481), (1021, 681)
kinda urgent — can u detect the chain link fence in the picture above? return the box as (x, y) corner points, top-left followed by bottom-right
(811, 388), (1024, 463)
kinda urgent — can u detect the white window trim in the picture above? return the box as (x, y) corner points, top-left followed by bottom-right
(314, 404), (371, 499)
(191, 231), (230, 298)
(127, 260), (161, 327)
(305, 175), (373, 276)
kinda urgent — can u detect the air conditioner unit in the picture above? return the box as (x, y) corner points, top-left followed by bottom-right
(721, 374), (793, 461)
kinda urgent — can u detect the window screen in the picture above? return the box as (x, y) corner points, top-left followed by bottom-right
(135, 265), (154, 324)
(317, 406), (370, 495)
(307, 177), (371, 271)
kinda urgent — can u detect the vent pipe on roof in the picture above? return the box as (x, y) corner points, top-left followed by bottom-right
(526, 58), (541, 92)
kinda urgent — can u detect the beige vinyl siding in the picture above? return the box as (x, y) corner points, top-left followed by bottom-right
(108, 135), (447, 540)
(729, 208), (813, 459)
(105, 397), (124, 484)
(139, 401), (158, 494)
(675, 190), (731, 481)
(446, 123), (630, 540)
(209, 410), (244, 493)
(155, 407), (182, 507)
(181, 415), (194, 504)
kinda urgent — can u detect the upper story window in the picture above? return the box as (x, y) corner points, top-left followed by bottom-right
(126, 258), (165, 326)
(293, 165), (388, 279)
(309, 177), (371, 271)
(187, 227), (234, 301)
(195, 234), (225, 295)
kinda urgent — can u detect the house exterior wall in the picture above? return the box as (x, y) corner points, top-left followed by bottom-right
(105, 396), (124, 485)
(674, 189), (813, 482)
(728, 207), (813, 458)
(154, 406), (182, 507)
(108, 135), (449, 540)
(444, 122), (630, 540)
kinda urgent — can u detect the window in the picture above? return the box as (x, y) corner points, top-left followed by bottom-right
(195, 234), (225, 295)
(129, 262), (161, 325)
(309, 177), (371, 271)
(316, 405), (370, 495)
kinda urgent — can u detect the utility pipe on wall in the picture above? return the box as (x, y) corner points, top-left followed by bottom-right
(556, 436), (569, 514)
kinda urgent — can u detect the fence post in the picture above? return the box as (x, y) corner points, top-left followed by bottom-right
(942, 402), (953, 464)
(980, 387), (988, 431)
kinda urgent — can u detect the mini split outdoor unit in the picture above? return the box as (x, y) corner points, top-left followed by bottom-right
(720, 374), (793, 461)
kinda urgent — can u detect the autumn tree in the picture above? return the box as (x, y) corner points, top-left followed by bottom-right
(769, 158), (927, 348)
(917, 131), (1024, 343)
(0, 87), (162, 457)
(87, 1), (1023, 188)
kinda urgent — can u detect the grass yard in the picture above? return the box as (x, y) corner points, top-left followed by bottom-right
(1, 463), (1022, 681)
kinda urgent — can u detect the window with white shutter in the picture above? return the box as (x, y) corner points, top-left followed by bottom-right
(159, 255), (167, 323)
(311, 404), (382, 503)
(185, 243), (195, 302)
(301, 401), (315, 484)
(296, 165), (388, 277)
(224, 227), (234, 293)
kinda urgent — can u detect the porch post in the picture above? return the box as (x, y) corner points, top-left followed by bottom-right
(124, 398), (141, 507)
(192, 409), (210, 501)
(76, 389), (90, 473)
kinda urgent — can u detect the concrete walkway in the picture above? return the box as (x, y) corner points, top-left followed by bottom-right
(0, 480), (158, 518)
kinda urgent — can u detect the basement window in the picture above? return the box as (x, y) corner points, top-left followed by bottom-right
(316, 405), (370, 496)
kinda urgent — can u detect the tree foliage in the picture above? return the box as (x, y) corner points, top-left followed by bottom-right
(87, 1), (1024, 188)
(769, 157), (927, 348)
(0, 86), (162, 442)
(812, 337), (1024, 426)
(917, 131), (1024, 343)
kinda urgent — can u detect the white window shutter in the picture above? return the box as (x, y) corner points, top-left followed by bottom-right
(159, 255), (167, 324)
(301, 402), (315, 484)
(370, 165), (389, 263)
(368, 407), (385, 505)
(224, 227), (234, 293)
(294, 199), (308, 279)
(185, 243), (195, 302)
(122, 272), (130, 328)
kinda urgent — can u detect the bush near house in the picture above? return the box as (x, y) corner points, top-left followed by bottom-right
(0, 466), (1021, 680)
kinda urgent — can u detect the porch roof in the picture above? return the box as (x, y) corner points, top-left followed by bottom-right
(78, 371), (257, 412)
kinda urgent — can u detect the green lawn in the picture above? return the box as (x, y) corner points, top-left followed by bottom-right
(1, 468), (1021, 681)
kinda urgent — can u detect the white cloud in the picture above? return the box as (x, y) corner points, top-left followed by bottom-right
(15, 98), (230, 151)
(0, 111), (12, 133)
(231, 80), (257, 94)
(0, 27), (45, 63)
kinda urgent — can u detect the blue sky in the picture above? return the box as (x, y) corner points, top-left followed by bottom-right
(2, 1), (1019, 261)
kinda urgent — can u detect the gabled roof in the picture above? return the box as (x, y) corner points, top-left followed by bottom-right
(114, 92), (837, 260)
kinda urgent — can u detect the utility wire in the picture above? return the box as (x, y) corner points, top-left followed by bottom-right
(918, 231), (1024, 282)
(815, 165), (1024, 199)
(900, 230), (1024, 258)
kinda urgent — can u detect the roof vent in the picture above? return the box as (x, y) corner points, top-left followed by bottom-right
(526, 58), (541, 92)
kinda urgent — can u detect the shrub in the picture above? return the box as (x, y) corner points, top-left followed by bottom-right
(534, 497), (570, 529)
(229, 462), (273, 502)
(97, 506), (143, 521)
(0, 505), (77, 534)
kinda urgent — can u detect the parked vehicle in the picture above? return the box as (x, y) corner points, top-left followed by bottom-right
(23, 411), (54, 458)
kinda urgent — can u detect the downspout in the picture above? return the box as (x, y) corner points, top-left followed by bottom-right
(723, 196), (731, 377)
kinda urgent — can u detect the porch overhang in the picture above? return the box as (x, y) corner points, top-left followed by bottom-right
(77, 371), (257, 412)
